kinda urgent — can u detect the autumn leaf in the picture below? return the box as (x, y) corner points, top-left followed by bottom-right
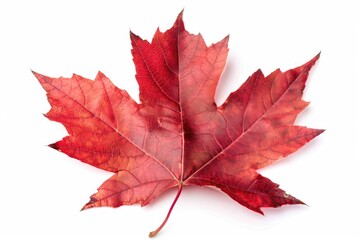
(34, 11), (323, 237)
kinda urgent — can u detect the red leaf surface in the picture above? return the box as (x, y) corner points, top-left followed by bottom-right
(34, 11), (323, 237)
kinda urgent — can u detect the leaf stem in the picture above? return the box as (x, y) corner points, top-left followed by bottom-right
(149, 184), (183, 238)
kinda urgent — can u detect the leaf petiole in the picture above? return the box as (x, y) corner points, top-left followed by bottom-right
(149, 183), (183, 238)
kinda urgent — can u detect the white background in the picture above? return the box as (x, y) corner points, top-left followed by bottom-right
(0, 0), (359, 239)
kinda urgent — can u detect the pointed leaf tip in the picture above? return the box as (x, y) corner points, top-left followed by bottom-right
(312, 52), (321, 63)
(31, 70), (42, 79)
(81, 196), (98, 211)
(80, 205), (88, 211)
(177, 9), (184, 20)
(48, 143), (59, 150)
(294, 53), (321, 74)
(218, 34), (230, 46)
(175, 10), (185, 31)
(129, 31), (141, 41)
(308, 52), (321, 66)
(129, 30), (135, 38)
(316, 129), (326, 135)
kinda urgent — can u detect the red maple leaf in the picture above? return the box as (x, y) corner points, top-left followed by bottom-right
(34, 11), (323, 237)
